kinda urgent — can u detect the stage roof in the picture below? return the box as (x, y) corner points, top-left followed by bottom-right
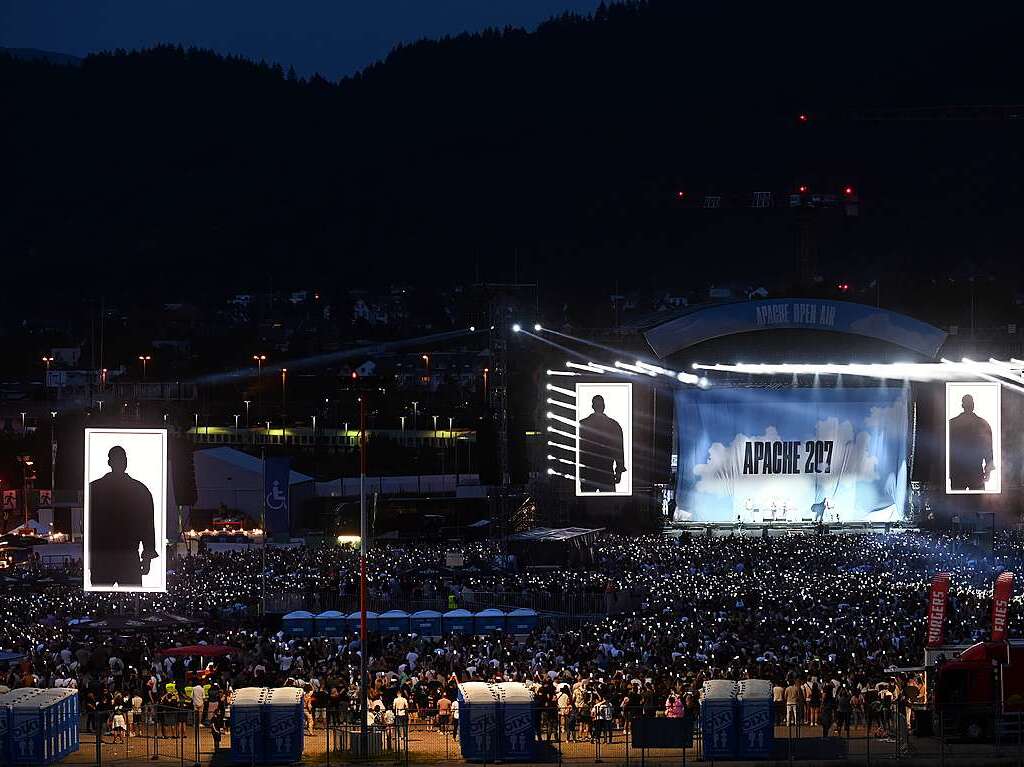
(643, 299), (947, 359)
(508, 527), (604, 543)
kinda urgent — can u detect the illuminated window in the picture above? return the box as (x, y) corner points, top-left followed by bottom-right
(702, 195), (721, 209)
(751, 191), (772, 208)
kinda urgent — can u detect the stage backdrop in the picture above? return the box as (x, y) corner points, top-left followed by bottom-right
(675, 386), (909, 523)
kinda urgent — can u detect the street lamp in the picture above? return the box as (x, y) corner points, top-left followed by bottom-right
(137, 355), (152, 381)
(234, 414), (240, 429)
(281, 368), (287, 417)
(400, 416), (406, 432)
(41, 356), (54, 389)
(244, 400), (252, 427)
(432, 414), (438, 435)
(422, 354), (430, 372)
(19, 412), (26, 430)
(483, 368), (489, 398)
(411, 401), (419, 430)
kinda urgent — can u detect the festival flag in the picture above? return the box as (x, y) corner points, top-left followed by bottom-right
(926, 573), (951, 647)
(991, 571), (1015, 642)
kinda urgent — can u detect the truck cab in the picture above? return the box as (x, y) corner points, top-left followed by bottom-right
(934, 640), (1024, 739)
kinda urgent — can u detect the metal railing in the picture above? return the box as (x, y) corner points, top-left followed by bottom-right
(67, 698), (1024, 766)
(265, 589), (631, 617)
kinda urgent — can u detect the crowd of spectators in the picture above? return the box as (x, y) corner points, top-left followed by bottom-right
(0, 530), (1019, 742)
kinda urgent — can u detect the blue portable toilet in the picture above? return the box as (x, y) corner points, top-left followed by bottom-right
(314, 611), (346, 637)
(281, 611), (315, 638)
(346, 611), (379, 634)
(506, 608), (538, 635)
(495, 683), (536, 761)
(443, 608), (475, 635)
(378, 609), (411, 634)
(458, 682), (501, 762)
(229, 688), (266, 764)
(474, 608), (507, 634)
(701, 680), (738, 761)
(262, 687), (304, 764)
(410, 609), (442, 637)
(737, 680), (774, 760)
(0, 687), (80, 765)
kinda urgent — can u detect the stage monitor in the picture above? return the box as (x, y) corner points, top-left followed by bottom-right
(945, 381), (1000, 494)
(575, 382), (633, 496)
(83, 428), (167, 592)
(675, 386), (909, 523)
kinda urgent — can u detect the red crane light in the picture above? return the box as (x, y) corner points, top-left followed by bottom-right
(843, 186), (854, 196)
(798, 113), (809, 123)
(798, 185), (809, 194)
(676, 191), (686, 199)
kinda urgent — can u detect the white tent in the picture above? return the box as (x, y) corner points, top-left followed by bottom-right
(193, 447), (313, 522)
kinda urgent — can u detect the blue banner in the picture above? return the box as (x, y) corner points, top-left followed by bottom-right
(675, 386), (908, 523)
(264, 456), (291, 535)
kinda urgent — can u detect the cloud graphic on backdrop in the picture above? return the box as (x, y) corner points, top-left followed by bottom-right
(694, 418), (883, 497)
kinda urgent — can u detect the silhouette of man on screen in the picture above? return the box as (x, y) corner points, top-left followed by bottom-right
(578, 394), (627, 493)
(948, 394), (995, 491)
(88, 445), (158, 587)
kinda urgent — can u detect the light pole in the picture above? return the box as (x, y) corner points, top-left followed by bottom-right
(194, 413), (199, 433)
(19, 412), (26, 430)
(49, 411), (57, 491)
(137, 355), (151, 381)
(432, 414), (438, 435)
(234, 414), (240, 430)
(253, 354), (266, 418)
(358, 393), (369, 753)
(281, 368), (287, 420)
(400, 416), (406, 432)
(244, 400), (252, 428)
(483, 367), (489, 400)
(100, 368), (107, 389)
(422, 354), (430, 375)
(41, 356), (54, 391)
(411, 401), (419, 430)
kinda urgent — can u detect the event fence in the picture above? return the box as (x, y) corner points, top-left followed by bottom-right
(62, 700), (1024, 766)
(264, 589), (633, 617)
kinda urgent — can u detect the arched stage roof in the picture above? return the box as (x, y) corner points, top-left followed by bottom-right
(643, 299), (947, 360)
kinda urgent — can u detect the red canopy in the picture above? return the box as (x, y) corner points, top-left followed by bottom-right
(158, 645), (239, 658)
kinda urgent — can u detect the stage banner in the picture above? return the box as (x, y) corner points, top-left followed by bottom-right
(674, 386), (909, 523)
(992, 571), (1014, 642)
(926, 573), (951, 647)
(264, 456), (292, 535)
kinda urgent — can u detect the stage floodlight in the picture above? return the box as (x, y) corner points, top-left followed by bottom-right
(547, 468), (556, 475)
(546, 411), (554, 419)
(512, 323), (522, 333)
(470, 326), (476, 332)
(534, 323), (543, 332)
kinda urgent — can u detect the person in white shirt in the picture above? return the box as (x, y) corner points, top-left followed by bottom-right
(192, 683), (205, 723)
(393, 692), (409, 741)
(450, 698), (460, 739)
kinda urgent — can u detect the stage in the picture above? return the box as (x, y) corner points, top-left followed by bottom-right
(666, 520), (913, 537)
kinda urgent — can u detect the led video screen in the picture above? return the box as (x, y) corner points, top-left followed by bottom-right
(83, 428), (167, 592)
(575, 382), (633, 497)
(945, 381), (1000, 494)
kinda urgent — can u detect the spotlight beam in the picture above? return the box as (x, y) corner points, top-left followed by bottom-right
(194, 326), (479, 385)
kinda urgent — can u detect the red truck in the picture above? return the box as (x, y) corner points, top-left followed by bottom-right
(933, 639), (1024, 739)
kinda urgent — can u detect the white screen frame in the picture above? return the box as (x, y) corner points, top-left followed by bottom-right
(83, 428), (168, 592)
(945, 381), (1001, 495)
(575, 382), (633, 497)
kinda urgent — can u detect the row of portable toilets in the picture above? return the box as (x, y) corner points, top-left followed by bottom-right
(701, 680), (774, 761)
(457, 682), (536, 762)
(0, 688), (79, 765)
(282, 608), (539, 638)
(229, 687), (304, 765)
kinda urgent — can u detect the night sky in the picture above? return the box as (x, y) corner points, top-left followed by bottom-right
(0, 0), (600, 78)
